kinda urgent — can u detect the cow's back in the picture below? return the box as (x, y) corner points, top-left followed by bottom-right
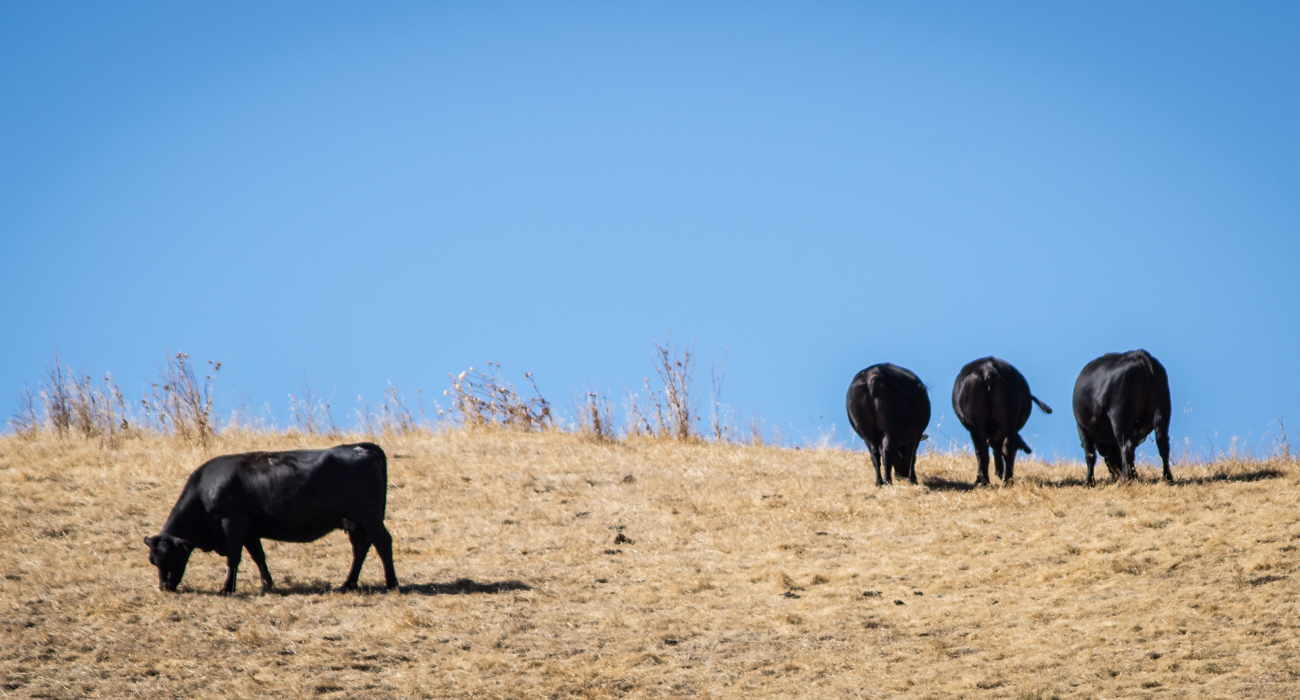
(207, 443), (389, 543)
(848, 364), (929, 440)
(1073, 350), (1168, 441)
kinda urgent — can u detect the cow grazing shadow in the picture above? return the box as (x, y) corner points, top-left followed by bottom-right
(920, 476), (977, 492)
(201, 577), (533, 597)
(1173, 467), (1287, 486)
(402, 578), (532, 596)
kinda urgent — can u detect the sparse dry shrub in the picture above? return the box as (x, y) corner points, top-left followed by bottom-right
(288, 378), (336, 435)
(707, 350), (735, 442)
(653, 337), (695, 441)
(39, 352), (75, 435)
(573, 383), (614, 441)
(623, 336), (700, 441)
(20, 352), (132, 444)
(444, 362), (551, 432)
(9, 384), (38, 437)
(355, 383), (427, 436)
(141, 352), (220, 444)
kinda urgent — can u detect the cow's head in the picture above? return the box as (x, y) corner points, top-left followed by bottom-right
(144, 534), (194, 591)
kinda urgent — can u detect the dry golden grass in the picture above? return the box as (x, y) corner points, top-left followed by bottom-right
(2, 430), (1299, 699)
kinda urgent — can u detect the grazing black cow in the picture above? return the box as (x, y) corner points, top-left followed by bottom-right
(951, 357), (1053, 486)
(1072, 350), (1172, 486)
(144, 442), (399, 594)
(846, 363), (932, 486)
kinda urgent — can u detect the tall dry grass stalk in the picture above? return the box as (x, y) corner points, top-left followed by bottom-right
(625, 336), (701, 441)
(288, 379), (336, 436)
(141, 352), (220, 445)
(572, 383), (615, 441)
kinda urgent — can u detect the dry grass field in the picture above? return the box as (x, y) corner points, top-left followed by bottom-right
(2, 430), (1299, 699)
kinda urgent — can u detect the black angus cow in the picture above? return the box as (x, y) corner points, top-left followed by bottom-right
(1072, 350), (1172, 486)
(144, 442), (399, 594)
(952, 357), (1053, 486)
(846, 363), (932, 486)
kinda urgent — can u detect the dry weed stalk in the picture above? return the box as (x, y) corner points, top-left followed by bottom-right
(445, 362), (551, 432)
(141, 352), (220, 444)
(653, 338), (696, 440)
(9, 385), (38, 436)
(288, 379), (336, 435)
(572, 384), (615, 441)
(707, 350), (734, 442)
(353, 384), (426, 436)
(624, 336), (700, 440)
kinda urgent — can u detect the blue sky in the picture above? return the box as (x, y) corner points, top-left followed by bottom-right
(3, 2), (1297, 460)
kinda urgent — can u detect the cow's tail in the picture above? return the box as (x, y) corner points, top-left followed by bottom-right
(1031, 395), (1053, 414)
(1016, 434), (1032, 454)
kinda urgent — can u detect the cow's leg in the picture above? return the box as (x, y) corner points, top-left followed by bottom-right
(1155, 413), (1172, 482)
(971, 432), (991, 486)
(1095, 444), (1121, 480)
(1001, 437), (1018, 484)
(219, 518), (247, 595)
(906, 441), (919, 485)
(1107, 411), (1138, 482)
(868, 443), (884, 487)
(1080, 429), (1098, 487)
(880, 435), (893, 485)
(362, 520), (399, 590)
(341, 520), (371, 591)
(1120, 440), (1138, 483)
(245, 538), (274, 593)
(991, 440), (1007, 483)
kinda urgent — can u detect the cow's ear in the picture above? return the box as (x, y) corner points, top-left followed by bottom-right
(176, 538), (194, 552)
(144, 536), (158, 548)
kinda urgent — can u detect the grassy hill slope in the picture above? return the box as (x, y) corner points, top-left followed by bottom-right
(2, 431), (1297, 698)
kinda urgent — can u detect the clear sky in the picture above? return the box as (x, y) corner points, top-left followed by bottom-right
(3, 2), (1297, 460)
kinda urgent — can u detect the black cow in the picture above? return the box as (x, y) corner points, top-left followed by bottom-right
(144, 442), (399, 594)
(951, 357), (1053, 486)
(846, 363), (932, 486)
(1072, 350), (1172, 485)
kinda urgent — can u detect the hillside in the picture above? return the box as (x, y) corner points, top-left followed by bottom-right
(1, 431), (1297, 698)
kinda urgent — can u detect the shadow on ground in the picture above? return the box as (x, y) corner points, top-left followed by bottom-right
(199, 577), (534, 597)
(920, 476), (977, 492)
(921, 466), (1287, 492)
(402, 578), (532, 596)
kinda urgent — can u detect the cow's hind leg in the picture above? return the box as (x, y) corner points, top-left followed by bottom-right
(868, 443), (884, 487)
(219, 518), (247, 595)
(991, 441), (1007, 483)
(1000, 437), (1018, 484)
(880, 435), (894, 485)
(341, 519), (371, 591)
(245, 538), (274, 593)
(971, 432), (991, 486)
(1080, 429), (1098, 487)
(1155, 412), (1172, 482)
(364, 520), (399, 590)
(904, 441), (919, 485)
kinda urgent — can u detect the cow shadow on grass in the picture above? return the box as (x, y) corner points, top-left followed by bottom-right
(921, 467), (1286, 492)
(251, 577), (531, 597)
(402, 578), (532, 596)
(920, 476), (978, 492)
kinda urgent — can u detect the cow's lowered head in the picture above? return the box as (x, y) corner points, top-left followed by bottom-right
(144, 533), (194, 591)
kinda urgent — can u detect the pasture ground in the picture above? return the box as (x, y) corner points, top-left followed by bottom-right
(1, 430), (1298, 699)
